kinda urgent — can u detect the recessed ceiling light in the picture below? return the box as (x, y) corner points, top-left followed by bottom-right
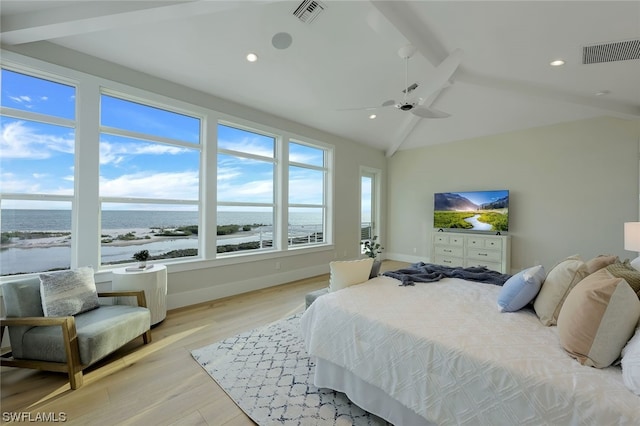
(246, 53), (258, 62)
(550, 59), (565, 67)
(369, 114), (377, 119)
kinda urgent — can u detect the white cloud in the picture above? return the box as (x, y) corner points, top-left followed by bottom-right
(289, 177), (322, 204)
(100, 171), (199, 200)
(9, 95), (32, 105)
(99, 139), (189, 165)
(218, 136), (274, 159)
(1, 121), (74, 159)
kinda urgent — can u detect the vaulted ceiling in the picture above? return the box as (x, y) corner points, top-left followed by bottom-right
(2, 1), (639, 156)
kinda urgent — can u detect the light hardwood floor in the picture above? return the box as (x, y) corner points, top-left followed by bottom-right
(1, 260), (408, 425)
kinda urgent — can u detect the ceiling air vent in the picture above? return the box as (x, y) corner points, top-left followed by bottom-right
(293, 0), (326, 24)
(582, 39), (640, 64)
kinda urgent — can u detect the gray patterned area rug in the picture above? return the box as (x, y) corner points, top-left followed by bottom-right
(191, 314), (388, 426)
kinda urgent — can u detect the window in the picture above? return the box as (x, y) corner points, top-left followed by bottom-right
(360, 167), (381, 253)
(217, 123), (275, 253)
(1, 55), (335, 276)
(288, 141), (327, 247)
(1, 68), (76, 276)
(99, 93), (202, 266)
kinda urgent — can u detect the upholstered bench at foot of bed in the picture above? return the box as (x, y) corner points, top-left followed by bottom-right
(305, 288), (329, 309)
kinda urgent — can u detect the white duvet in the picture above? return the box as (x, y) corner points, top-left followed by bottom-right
(300, 276), (640, 425)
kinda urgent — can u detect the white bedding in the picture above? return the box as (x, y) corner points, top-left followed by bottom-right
(300, 276), (640, 425)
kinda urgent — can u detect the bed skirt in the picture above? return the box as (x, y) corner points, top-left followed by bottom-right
(313, 357), (434, 426)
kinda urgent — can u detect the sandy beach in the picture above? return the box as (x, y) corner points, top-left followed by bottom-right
(1, 227), (265, 249)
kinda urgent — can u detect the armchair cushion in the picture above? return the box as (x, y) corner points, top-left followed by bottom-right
(21, 304), (150, 365)
(40, 267), (100, 317)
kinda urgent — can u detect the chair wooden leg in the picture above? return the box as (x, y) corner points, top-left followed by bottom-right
(61, 317), (84, 389)
(69, 370), (84, 389)
(143, 330), (152, 344)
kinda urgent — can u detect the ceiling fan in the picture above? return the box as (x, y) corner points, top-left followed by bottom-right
(342, 45), (463, 119)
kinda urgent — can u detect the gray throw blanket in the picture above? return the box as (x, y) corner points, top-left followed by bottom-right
(383, 262), (512, 286)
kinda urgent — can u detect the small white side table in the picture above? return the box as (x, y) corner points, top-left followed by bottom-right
(112, 264), (167, 326)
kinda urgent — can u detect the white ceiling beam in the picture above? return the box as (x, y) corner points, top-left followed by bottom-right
(1, 1), (275, 45)
(456, 69), (640, 119)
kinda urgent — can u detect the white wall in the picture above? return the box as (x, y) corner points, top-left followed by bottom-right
(386, 117), (640, 273)
(2, 43), (387, 309)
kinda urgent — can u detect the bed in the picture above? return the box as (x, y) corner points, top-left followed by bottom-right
(300, 271), (640, 425)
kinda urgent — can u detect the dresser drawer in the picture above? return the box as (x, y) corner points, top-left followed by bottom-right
(434, 255), (464, 268)
(434, 246), (464, 258)
(433, 234), (449, 245)
(466, 248), (502, 262)
(467, 237), (502, 250)
(464, 259), (502, 272)
(449, 235), (464, 246)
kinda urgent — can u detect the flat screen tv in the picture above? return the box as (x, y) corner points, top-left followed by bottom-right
(433, 190), (509, 233)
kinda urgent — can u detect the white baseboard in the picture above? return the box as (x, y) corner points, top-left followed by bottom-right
(385, 252), (428, 264)
(166, 264), (329, 310)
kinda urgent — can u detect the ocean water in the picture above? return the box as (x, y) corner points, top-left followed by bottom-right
(1, 209), (322, 231)
(1, 209), (323, 276)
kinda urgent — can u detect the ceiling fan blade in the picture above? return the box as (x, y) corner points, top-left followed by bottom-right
(415, 48), (463, 102)
(411, 107), (451, 119)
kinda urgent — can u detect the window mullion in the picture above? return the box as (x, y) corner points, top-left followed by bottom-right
(74, 79), (101, 270)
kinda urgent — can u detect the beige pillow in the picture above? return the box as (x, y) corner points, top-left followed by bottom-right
(557, 270), (640, 368)
(585, 254), (618, 274)
(329, 258), (374, 292)
(533, 256), (589, 326)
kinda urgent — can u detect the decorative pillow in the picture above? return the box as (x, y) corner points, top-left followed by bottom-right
(585, 254), (618, 274)
(606, 260), (640, 297)
(40, 267), (100, 317)
(533, 256), (589, 326)
(329, 258), (374, 292)
(557, 270), (640, 368)
(497, 265), (545, 312)
(621, 325), (640, 395)
(630, 256), (640, 272)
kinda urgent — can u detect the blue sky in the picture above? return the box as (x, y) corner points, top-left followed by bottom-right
(1, 69), (325, 210)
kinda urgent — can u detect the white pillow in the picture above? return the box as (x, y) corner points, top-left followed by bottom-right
(40, 267), (100, 317)
(329, 258), (374, 292)
(497, 265), (545, 312)
(630, 256), (640, 272)
(621, 325), (640, 395)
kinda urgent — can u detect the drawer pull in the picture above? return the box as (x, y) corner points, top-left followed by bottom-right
(479, 253), (488, 256)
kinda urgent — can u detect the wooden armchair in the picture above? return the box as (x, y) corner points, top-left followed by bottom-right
(1, 276), (152, 389)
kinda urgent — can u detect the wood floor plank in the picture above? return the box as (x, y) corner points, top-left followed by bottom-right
(0, 261), (408, 424)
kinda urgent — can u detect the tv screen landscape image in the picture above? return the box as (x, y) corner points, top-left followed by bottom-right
(434, 190), (509, 232)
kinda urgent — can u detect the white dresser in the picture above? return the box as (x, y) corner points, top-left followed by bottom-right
(432, 232), (511, 273)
